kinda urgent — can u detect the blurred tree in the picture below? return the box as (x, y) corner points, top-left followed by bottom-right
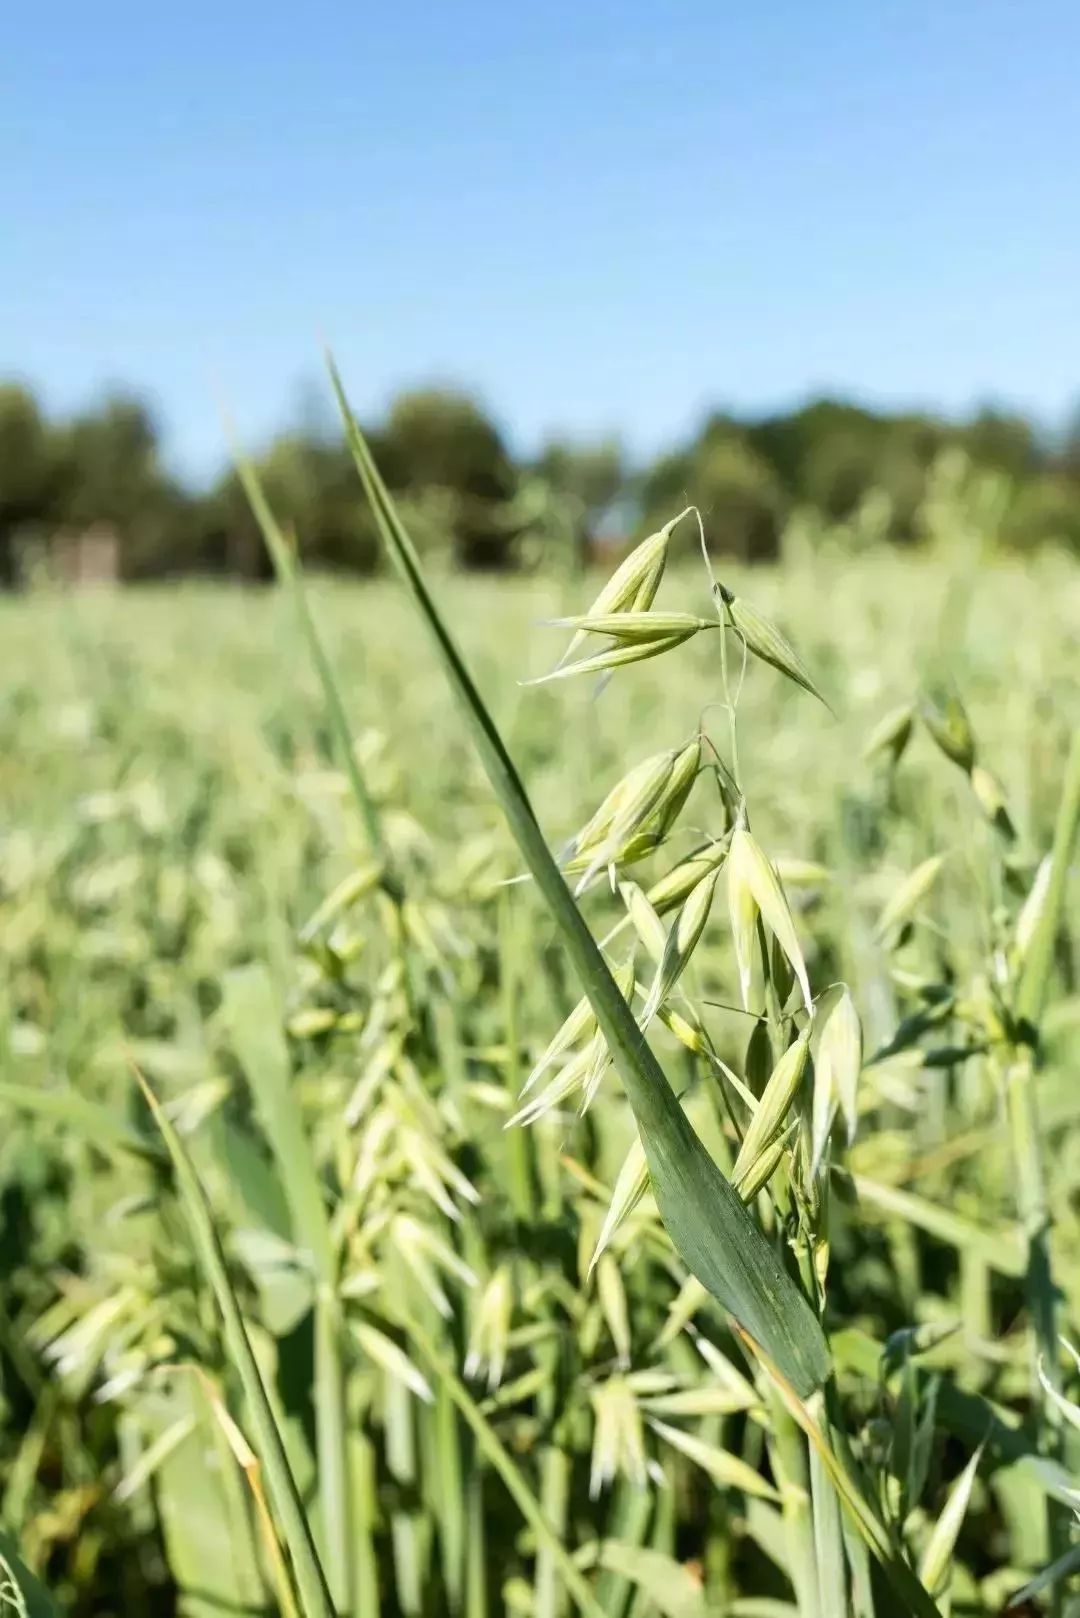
(1002, 474), (1080, 552)
(640, 417), (783, 560)
(527, 438), (624, 574)
(1, 375), (1076, 585)
(1056, 400), (1080, 481)
(745, 400), (954, 541)
(379, 389), (519, 568)
(205, 434), (382, 578)
(962, 406), (1040, 480)
(52, 393), (189, 578)
(760, 400), (888, 519)
(0, 384), (62, 581)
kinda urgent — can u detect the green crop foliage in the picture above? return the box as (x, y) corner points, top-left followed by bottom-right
(1, 402), (1079, 1617)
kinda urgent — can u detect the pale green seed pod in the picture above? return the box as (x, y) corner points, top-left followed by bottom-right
(286, 1007), (340, 1038)
(970, 764), (1015, 839)
(728, 825), (812, 1013)
(596, 1254), (633, 1368)
(732, 1033), (811, 1183)
(608, 735), (703, 870)
(919, 685), (976, 772)
(592, 524), (671, 615)
(810, 985), (863, 1172)
(772, 856), (831, 888)
(655, 1000), (712, 1055)
(564, 748), (676, 871)
(645, 839), (728, 916)
(507, 1041), (598, 1128)
(520, 991), (596, 1097)
(874, 853), (947, 944)
(733, 1125), (794, 1202)
(654, 1276), (710, 1347)
(573, 751), (680, 893)
(588, 1133), (649, 1276)
(917, 1444), (982, 1596)
(727, 842), (760, 1012)
(609, 829), (665, 867)
(553, 512), (686, 671)
(719, 586), (830, 710)
(863, 703), (915, 767)
(620, 881), (667, 962)
(641, 865), (721, 1024)
(527, 630), (697, 684)
(298, 860), (383, 944)
(769, 932), (795, 1008)
(464, 1267), (513, 1390)
(1015, 856), (1052, 965)
(547, 611), (715, 643)
(652, 736), (702, 838)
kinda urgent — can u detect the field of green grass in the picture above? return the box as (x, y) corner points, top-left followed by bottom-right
(2, 532), (1080, 1617)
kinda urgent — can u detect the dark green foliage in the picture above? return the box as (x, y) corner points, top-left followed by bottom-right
(2, 377), (1080, 583)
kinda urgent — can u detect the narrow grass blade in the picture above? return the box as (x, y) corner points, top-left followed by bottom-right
(330, 356), (831, 1399)
(811, 1443), (849, 1618)
(131, 1066), (335, 1618)
(648, 1417), (781, 1501)
(405, 1316), (607, 1618)
(114, 1415), (198, 1504)
(221, 967), (332, 1272)
(220, 966), (350, 1609)
(852, 1177), (1025, 1277)
(874, 856), (946, 945)
(0, 1080), (163, 1164)
(1015, 730), (1080, 1032)
(1005, 1542), (1080, 1610)
(918, 1445), (982, 1597)
(352, 1321), (434, 1404)
(232, 439), (387, 865)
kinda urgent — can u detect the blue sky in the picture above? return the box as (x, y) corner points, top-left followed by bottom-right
(5, 0), (1079, 481)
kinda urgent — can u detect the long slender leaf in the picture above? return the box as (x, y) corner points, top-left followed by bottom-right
(0, 1080), (162, 1163)
(131, 1067), (335, 1618)
(220, 965), (350, 1610)
(1015, 730), (1080, 1031)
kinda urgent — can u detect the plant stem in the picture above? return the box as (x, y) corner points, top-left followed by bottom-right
(406, 1316), (608, 1618)
(1009, 730), (1080, 1613)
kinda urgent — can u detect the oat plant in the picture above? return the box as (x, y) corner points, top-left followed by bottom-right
(328, 353), (984, 1618)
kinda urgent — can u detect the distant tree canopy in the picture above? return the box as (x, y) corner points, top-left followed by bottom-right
(1, 376), (1079, 584)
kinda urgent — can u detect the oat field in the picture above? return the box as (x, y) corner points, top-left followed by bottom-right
(2, 455), (1080, 1617)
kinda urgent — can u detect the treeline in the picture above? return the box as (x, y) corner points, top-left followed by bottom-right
(2, 378), (1080, 583)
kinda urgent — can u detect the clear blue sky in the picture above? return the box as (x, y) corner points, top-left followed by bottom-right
(5, 0), (1079, 481)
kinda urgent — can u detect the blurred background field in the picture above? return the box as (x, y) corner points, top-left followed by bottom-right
(2, 518), (1080, 1613)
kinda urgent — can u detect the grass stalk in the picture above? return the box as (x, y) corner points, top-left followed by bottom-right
(232, 445), (387, 867)
(406, 1315), (608, 1618)
(131, 1067), (335, 1618)
(1010, 730), (1080, 1608)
